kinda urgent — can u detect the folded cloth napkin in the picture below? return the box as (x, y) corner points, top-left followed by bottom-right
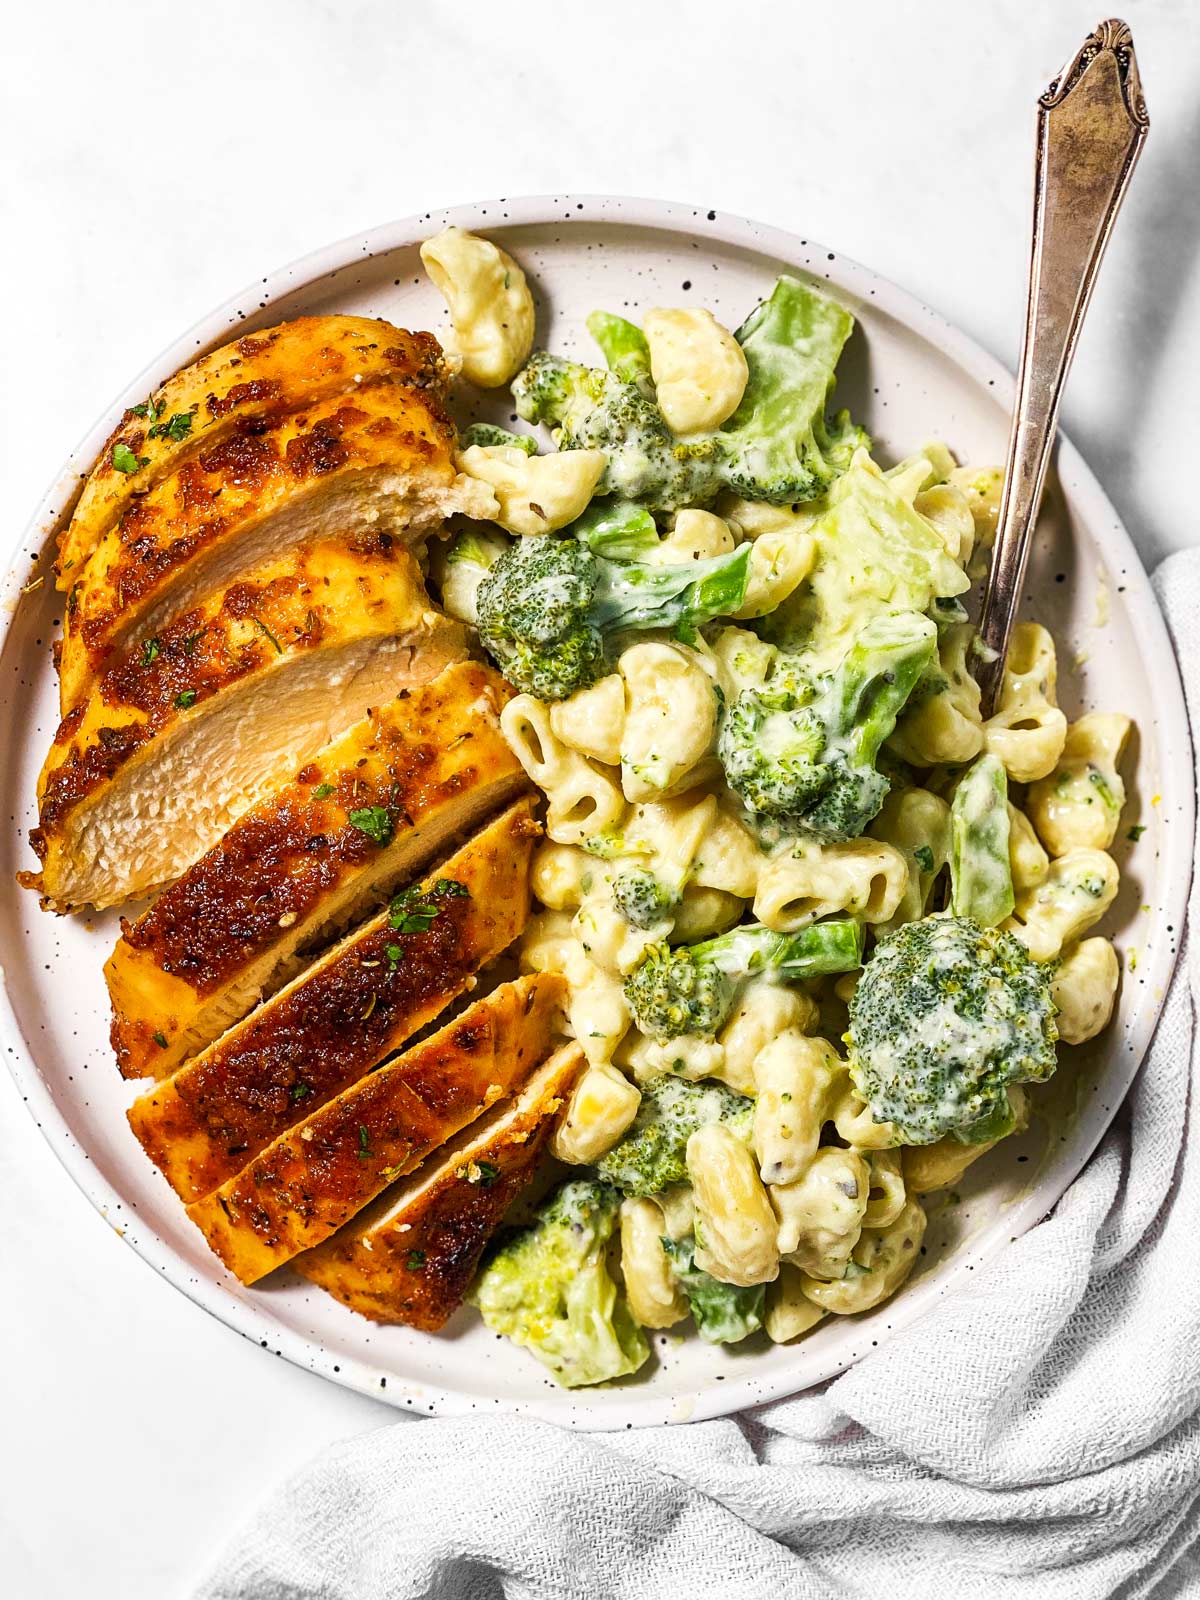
(197, 553), (1200, 1600)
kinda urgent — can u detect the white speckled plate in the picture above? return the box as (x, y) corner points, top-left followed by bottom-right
(1, 197), (1191, 1428)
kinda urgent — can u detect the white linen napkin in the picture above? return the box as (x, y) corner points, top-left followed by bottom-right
(196, 553), (1200, 1600)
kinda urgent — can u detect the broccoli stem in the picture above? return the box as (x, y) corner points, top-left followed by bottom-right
(696, 918), (864, 983)
(591, 541), (753, 636)
(460, 422), (538, 455)
(949, 753), (1015, 928)
(570, 499), (661, 562)
(587, 311), (654, 394)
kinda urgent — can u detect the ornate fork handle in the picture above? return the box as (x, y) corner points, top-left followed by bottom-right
(975, 19), (1149, 717)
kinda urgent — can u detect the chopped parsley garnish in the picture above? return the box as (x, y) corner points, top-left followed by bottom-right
(468, 1161), (500, 1188)
(1127, 824), (1146, 842)
(913, 844), (935, 874)
(405, 1250), (426, 1272)
(290, 1081), (311, 1102)
(348, 806), (393, 844)
(312, 782), (336, 800)
(174, 689), (197, 710)
(433, 878), (470, 898)
(148, 411), (194, 442)
(385, 942), (404, 969)
(130, 398), (163, 421)
(152, 1030), (168, 1049)
(182, 629), (205, 655)
(112, 443), (148, 474)
(358, 1124), (372, 1158)
(140, 637), (160, 667)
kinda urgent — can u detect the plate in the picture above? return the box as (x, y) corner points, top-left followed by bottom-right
(1, 196), (1191, 1429)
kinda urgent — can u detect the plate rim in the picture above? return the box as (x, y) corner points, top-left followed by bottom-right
(2, 192), (1193, 1429)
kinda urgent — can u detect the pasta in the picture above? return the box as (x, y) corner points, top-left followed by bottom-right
(643, 307), (749, 432)
(753, 1030), (843, 1186)
(889, 623), (984, 766)
(1026, 713), (1131, 854)
(618, 642), (719, 801)
(765, 1266), (828, 1343)
(620, 1198), (688, 1328)
(419, 226), (535, 386)
(800, 1197), (927, 1313)
(1051, 937), (1120, 1044)
(687, 1122), (780, 1287)
(1005, 847), (1119, 961)
(718, 984), (819, 1096)
(770, 1146), (869, 1259)
(456, 443), (606, 536)
(983, 622), (1068, 783)
(552, 1064), (642, 1165)
(549, 675), (626, 766)
(753, 838), (909, 930)
(500, 696), (626, 844)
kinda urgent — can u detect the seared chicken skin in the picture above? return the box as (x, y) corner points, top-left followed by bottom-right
(126, 799), (539, 1204)
(187, 974), (565, 1284)
(298, 1042), (583, 1327)
(106, 662), (525, 1078)
(58, 320), (448, 586)
(58, 376), (493, 713)
(30, 533), (463, 912)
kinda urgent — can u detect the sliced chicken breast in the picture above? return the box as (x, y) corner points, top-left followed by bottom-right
(106, 662), (524, 1079)
(126, 799), (539, 1204)
(58, 319), (448, 586)
(187, 973), (565, 1284)
(30, 533), (464, 912)
(298, 1042), (583, 1328)
(59, 377), (495, 712)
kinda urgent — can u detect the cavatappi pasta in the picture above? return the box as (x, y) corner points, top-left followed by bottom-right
(422, 240), (1133, 1384)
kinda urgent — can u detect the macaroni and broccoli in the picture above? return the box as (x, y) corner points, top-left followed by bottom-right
(423, 229), (1129, 1388)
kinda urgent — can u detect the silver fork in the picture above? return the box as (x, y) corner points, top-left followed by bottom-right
(974, 18), (1149, 718)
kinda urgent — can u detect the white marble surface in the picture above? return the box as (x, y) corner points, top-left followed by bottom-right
(2, 2), (1198, 1593)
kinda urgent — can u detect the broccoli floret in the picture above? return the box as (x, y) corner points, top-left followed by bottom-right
(624, 918), (863, 1042)
(661, 1235), (765, 1343)
(475, 529), (752, 700)
(847, 915), (1058, 1146)
(459, 423), (538, 455)
(597, 1075), (753, 1196)
(587, 310), (654, 395)
(469, 1179), (648, 1388)
(611, 869), (679, 930)
(719, 612), (937, 842)
(514, 351), (724, 510)
(513, 277), (867, 511)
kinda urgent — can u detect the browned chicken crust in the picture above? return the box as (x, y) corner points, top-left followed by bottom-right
(126, 799), (539, 1203)
(58, 319), (448, 586)
(298, 1043), (583, 1328)
(186, 974), (565, 1284)
(106, 662), (525, 1078)
(59, 379), (472, 712)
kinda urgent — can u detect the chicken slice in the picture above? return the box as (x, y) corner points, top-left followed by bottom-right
(187, 973), (566, 1284)
(126, 799), (539, 1204)
(58, 319), (448, 586)
(298, 1042), (584, 1328)
(29, 533), (464, 912)
(58, 378), (495, 712)
(106, 661), (525, 1079)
